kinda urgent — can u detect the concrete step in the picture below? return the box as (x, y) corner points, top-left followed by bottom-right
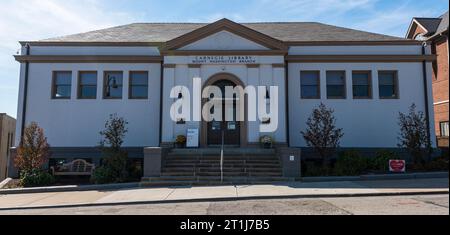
(168, 148), (276, 156)
(166, 155), (278, 160)
(162, 167), (282, 173)
(141, 176), (293, 186)
(161, 171), (283, 177)
(164, 160), (280, 165)
(164, 163), (282, 168)
(142, 176), (197, 182)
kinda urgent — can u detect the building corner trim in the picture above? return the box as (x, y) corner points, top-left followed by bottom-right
(422, 45), (432, 148)
(20, 44), (30, 141)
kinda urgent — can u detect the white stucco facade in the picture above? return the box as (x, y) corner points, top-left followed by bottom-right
(14, 25), (437, 157)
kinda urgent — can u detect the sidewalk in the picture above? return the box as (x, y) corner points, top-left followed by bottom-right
(0, 178), (448, 210)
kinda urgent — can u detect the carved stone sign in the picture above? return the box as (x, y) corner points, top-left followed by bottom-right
(189, 56), (258, 64)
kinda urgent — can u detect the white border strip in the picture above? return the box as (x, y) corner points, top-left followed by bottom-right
(434, 100), (449, 105)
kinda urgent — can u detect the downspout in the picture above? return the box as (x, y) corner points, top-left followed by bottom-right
(159, 61), (164, 147)
(20, 44), (30, 140)
(284, 60), (290, 147)
(421, 42), (432, 151)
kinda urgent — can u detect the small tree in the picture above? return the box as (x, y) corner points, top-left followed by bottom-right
(99, 113), (129, 151)
(92, 114), (129, 184)
(301, 103), (344, 167)
(14, 122), (50, 173)
(398, 104), (431, 166)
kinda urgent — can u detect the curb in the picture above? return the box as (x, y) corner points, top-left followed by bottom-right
(302, 172), (449, 182)
(0, 172), (447, 195)
(0, 182), (140, 195)
(0, 178), (13, 189)
(0, 190), (448, 211)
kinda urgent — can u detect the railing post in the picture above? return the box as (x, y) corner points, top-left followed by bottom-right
(221, 130), (224, 183)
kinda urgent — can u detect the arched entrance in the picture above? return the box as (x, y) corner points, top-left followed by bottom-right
(200, 73), (248, 147)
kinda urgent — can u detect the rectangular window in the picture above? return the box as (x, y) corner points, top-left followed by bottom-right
(300, 71), (320, 99)
(326, 71), (346, 99)
(379, 71), (399, 99)
(352, 71), (372, 99)
(103, 71), (123, 99)
(440, 122), (449, 137)
(52, 71), (72, 99)
(78, 71), (97, 99)
(129, 71), (149, 99)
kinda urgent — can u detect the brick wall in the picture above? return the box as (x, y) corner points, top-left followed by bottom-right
(431, 37), (449, 147)
(411, 24), (449, 147)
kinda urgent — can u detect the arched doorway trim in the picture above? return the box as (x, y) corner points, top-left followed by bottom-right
(200, 73), (248, 147)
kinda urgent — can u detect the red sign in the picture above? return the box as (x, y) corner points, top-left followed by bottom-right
(389, 160), (406, 173)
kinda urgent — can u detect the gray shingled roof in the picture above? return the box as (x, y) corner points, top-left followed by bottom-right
(414, 18), (441, 35)
(414, 11), (449, 38)
(41, 21), (405, 43)
(435, 11), (449, 35)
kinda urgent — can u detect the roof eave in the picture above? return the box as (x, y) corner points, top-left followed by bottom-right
(19, 41), (166, 47)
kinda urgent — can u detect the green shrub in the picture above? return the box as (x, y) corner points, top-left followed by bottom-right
(91, 150), (129, 184)
(333, 150), (369, 176)
(127, 160), (143, 181)
(91, 166), (115, 184)
(20, 169), (55, 187)
(303, 162), (332, 177)
(370, 150), (400, 172)
(425, 156), (449, 171)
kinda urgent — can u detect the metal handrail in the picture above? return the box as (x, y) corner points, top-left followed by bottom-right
(221, 130), (224, 183)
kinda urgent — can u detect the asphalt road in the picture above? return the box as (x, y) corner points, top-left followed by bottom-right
(0, 194), (448, 215)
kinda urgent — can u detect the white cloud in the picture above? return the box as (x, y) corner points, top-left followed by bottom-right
(0, 0), (137, 117)
(254, 0), (377, 21)
(351, 3), (444, 37)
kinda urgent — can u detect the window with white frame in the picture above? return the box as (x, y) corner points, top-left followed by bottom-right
(440, 122), (449, 137)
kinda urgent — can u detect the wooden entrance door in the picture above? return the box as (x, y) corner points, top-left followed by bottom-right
(207, 80), (241, 146)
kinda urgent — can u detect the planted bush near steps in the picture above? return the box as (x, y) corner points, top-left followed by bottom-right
(333, 150), (369, 176)
(91, 114), (135, 184)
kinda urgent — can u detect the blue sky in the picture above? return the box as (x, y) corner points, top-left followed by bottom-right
(0, 0), (448, 118)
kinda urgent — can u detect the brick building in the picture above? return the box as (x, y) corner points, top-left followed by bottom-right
(0, 113), (15, 181)
(407, 11), (449, 149)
